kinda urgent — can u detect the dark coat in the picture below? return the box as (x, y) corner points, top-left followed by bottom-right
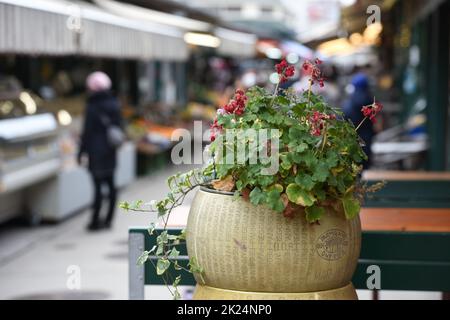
(79, 90), (122, 178)
(343, 73), (374, 168)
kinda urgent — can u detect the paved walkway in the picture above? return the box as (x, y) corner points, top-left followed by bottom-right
(0, 164), (195, 300)
(0, 164), (441, 300)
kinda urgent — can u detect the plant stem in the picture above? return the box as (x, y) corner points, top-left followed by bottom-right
(148, 258), (174, 296)
(321, 124), (328, 152)
(307, 79), (312, 106)
(269, 82), (280, 108)
(355, 116), (367, 131)
(212, 152), (217, 179)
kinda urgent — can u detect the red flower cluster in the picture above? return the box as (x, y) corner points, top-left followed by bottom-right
(210, 118), (222, 142)
(211, 89), (248, 141)
(275, 59), (295, 83)
(302, 58), (325, 87)
(309, 111), (335, 136)
(223, 89), (247, 116)
(361, 100), (383, 123)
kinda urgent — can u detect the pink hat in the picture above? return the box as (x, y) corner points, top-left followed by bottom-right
(86, 71), (112, 92)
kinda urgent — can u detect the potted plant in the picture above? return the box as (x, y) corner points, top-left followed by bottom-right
(121, 59), (383, 300)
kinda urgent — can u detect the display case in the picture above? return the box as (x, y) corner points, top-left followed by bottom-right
(0, 76), (136, 224)
(0, 113), (61, 191)
(26, 141), (136, 222)
(0, 113), (61, 223)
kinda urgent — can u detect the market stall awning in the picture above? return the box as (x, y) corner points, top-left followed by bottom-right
(0, 0), (189, 61)
(93, 0), (257, 58)
(0, 0), (76, 55)
(215, 27), (257, 58)
(93, 0), (211, 32)
(78, 1), (188, 61)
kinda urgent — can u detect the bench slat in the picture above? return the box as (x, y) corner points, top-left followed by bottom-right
(364, 181), (450, 208)
(360, 231), (450, 262)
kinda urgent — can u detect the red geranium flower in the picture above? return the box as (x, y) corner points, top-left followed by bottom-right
(275, 59), (295, 83)
(309, 111), (335, 136)
(302, 59), (325, 87)
(361, 100), (383, 123)
(223, 89), (247, 116)
(210, 118), (223, 142)
(212, 89), (248, 141)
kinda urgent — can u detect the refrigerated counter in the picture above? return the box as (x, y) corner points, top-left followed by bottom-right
(0, 113), (61, 223)
(27, 141), (136, 222)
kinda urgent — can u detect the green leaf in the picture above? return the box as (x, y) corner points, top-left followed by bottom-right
(267, 184), (283, 193)
(131, 200), (143, 210)
(286, 184), (316, 207)
(169, 247), (180, 258)
(156, 258), (171, 275)
(167, 234), (179, 240)
(342, 195), (360, 219)
(288, 127), (306, 141)
(325, 151), (339, 167)
(292, 102), (307, 116)
(313, 187), (327, 201)
(173, 275), (181, 287)
(148, 222), (156, 235)
(178, 229), (186, 240)
(157, 231), (168, 245)
(266, 189), (285, 212)
(242, 113), (257, 122)
(276, 95), (290, 106)
(280, 153), (292, 170)
(137, 251), (149, 265)
(249, 187), (266, 205)
(119, 201), (130, 211)
(188, 257), (204, 274)
(156, 203), (168, 217)
(255, 175), (275, 187)
(298, 150), (317, 167)
(174, 261), (182, 270)
(295, 174), (315, 191)
(305, 205), (325, 223)
(167, 175), (176, 188)
(156, 244), (164, 256)
(295, 142), (308, 153)
(312, 163), (329, 182)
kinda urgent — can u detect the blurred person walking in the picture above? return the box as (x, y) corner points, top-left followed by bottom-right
(78, 71), (123, 231)
(343, 72), (374, 169)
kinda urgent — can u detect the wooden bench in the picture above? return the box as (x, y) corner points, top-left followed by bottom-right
(129, 171), (450, 299)
(362, 170), (450, 208)
(358, 171), (450, 299)
(129, 207), (450, 299)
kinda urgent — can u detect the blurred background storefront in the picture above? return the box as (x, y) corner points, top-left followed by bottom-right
(0, 0), (449, 226)
(0, 0), (257, 225)
(340, 0), (449, 171)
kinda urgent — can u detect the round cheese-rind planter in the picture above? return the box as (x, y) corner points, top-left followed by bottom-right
(186, 188), (361, 299)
